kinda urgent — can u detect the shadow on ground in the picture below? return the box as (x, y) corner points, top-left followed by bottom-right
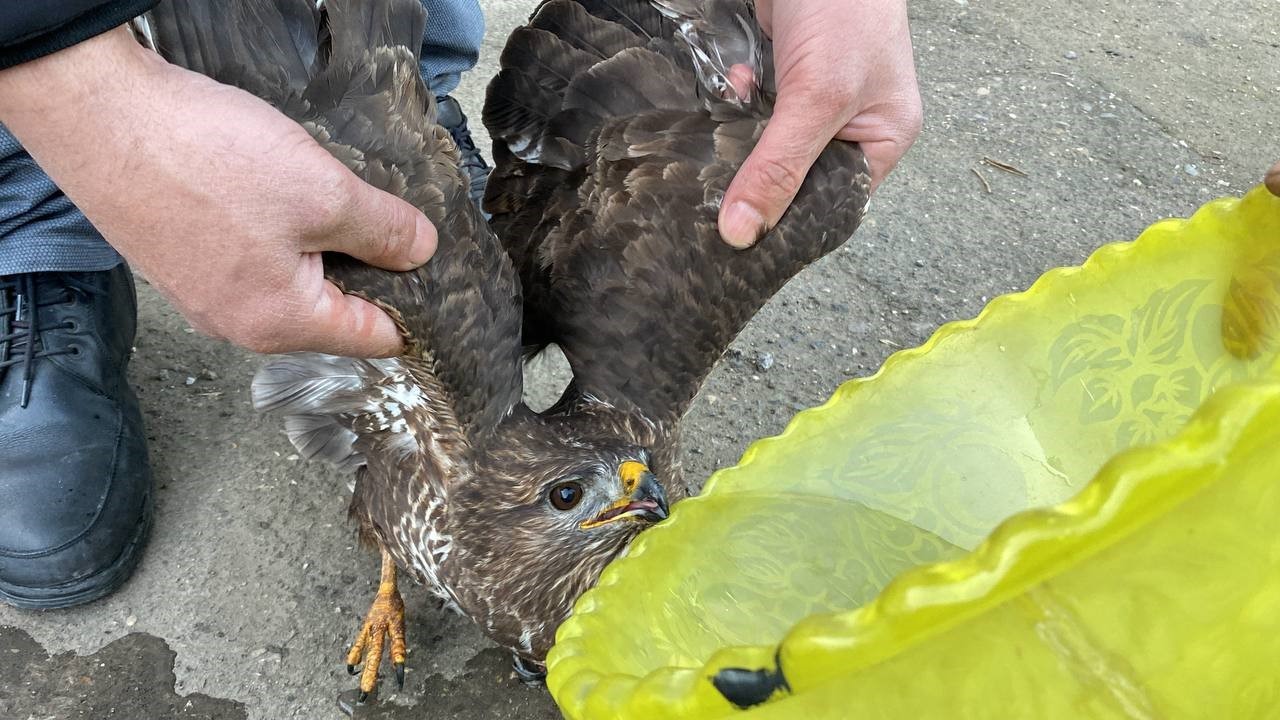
(0, 625), (246, 719)
(340, 649), (559, 719)
(0, 626), (559, 719)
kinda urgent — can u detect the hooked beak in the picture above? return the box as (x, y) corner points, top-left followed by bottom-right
(580, 460), (669, 529)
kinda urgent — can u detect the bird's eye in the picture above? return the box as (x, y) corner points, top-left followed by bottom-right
(548, 481), (584, 511)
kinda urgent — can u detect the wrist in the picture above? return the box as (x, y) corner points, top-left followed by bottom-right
(0, 25), (165, 139)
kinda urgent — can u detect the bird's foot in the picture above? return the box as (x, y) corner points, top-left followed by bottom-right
(345, 549), (407, 703)
(512, 654), (547, 686)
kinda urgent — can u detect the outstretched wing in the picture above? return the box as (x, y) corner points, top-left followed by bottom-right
(483, 0), (869, 424)
(148, 0), (524, 448)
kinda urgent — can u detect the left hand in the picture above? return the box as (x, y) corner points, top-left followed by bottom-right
(719, 0), (922, 248)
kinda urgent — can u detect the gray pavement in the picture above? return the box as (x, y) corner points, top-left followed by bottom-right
(1, 1), (1275, 718)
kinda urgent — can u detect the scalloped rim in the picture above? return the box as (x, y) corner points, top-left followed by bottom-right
(548, 185), (1279, 716)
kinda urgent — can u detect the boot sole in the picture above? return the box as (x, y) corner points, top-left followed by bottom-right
(0, 494), (153, 610)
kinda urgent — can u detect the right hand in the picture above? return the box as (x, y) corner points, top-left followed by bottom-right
(0, 26), (436, 357)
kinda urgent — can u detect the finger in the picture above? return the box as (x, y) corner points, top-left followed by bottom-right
(837, 121), (918, 193)
(1266, 160), (1280, 197)
(295, 281), (405, 358)
(319, 168), (438, 271)
(754, 0), (773, 36)
(831, 87), (922, 191)
(720, 94), (844, 248)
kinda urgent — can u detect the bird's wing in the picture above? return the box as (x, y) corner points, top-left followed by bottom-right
(148, 0), (524, 466)
(483, 0), (869, 424)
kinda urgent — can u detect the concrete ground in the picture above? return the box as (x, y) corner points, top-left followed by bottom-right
(1, 0), (1275, 718)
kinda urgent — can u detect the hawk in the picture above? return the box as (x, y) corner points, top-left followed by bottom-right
(146, 0), (868, 700)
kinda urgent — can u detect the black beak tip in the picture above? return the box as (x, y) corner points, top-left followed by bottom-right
(640, 471), (670, 521)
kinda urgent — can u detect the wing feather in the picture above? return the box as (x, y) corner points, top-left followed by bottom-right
(150, 0), (524, 440)
(484, 0), (869, 423)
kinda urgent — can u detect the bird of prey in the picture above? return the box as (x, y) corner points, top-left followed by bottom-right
(145, 0), (869, 700)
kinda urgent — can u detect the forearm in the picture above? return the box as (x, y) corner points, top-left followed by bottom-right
(0, 20), (432, 357)
(0, 26), (169, 209)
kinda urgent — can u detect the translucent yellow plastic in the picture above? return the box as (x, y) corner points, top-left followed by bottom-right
(547, 185), (1280, 718)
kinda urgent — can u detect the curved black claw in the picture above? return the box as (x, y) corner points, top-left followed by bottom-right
(357, 690), (370, 704)
(512, 654), (547, 686)
(395, 662), (406, 690)
(347, 664), (359, 676)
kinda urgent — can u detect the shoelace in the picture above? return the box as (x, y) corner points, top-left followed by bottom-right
(0, 274), (100, 408)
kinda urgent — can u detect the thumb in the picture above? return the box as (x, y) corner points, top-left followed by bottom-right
(720, 93), (841, 248)
(317, 167), (438, 270)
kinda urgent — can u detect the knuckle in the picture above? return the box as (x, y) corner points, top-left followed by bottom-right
(751, 153), (807, 196)
(306, 164), (358, 231)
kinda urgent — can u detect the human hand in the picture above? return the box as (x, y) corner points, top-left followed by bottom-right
(1266, 159), (1280, 197)
(719, 0), (922, 248)
(0, 26), (436, 357)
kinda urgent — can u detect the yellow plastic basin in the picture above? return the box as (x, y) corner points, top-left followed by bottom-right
(547, 185), (1280, 718)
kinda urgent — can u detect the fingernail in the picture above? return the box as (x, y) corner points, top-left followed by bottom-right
(410, 215), (438, 265)
(1266, 165), (1280, 197)
(720, 201), (766, 249)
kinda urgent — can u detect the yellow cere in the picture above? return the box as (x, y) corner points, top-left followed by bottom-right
(546, 185), (1280, 719)
(618, 460), (649, 494)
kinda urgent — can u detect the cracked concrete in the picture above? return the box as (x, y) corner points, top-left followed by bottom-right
(1, 0), (1273, 718)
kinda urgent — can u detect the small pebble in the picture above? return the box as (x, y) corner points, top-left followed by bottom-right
(125, 614), (137, 628)
(200, 368), (218, 381)
(185, 376), (196, 386)
(1064, 50), (1079, 60)
(1184, 164), (1199, 177)
(754, 352), (775, 371)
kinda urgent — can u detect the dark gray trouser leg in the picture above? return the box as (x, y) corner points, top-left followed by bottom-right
(420, 0), (484, 98)
(0, 125), (122, 276)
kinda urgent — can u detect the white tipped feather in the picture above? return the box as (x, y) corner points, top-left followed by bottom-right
(251, 353), (411, 470)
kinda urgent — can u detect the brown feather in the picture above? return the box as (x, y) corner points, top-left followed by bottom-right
(155, 0), (866, 671)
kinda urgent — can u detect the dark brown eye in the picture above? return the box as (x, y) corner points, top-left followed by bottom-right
(549, 482), (584, 511)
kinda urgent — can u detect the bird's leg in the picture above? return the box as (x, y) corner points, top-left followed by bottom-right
(345, 547), (407, 702)
(512, 654), (547, 686)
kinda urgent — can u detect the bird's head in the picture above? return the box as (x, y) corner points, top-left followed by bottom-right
(448, 415), (673, 664)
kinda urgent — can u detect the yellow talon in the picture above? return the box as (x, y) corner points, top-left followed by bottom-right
(345, 548), (407, 701)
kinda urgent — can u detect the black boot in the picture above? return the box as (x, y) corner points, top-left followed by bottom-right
(0, 265), (153, 609)
(435, 95), (491, 215)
